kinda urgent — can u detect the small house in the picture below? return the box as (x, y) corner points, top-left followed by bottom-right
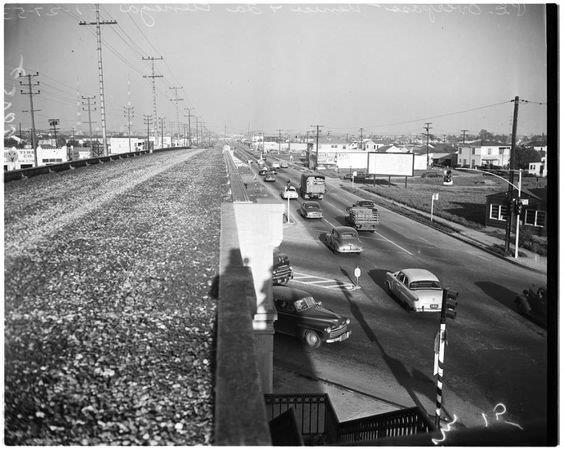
(485, 188), (547, 236)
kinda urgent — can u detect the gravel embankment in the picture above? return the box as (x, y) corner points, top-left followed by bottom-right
(4, 148), (226, 445)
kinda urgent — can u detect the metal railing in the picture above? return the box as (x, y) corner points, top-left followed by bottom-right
(265, 393), (340, 445)
(336, 406), (435, 444)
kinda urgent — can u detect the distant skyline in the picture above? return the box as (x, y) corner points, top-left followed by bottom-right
(4, 3), (548, 139)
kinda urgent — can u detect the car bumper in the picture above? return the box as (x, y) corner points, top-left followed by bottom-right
(326, 330), (351, 343)
(415, 304), (441, 312)
(337, 247), (362, 253)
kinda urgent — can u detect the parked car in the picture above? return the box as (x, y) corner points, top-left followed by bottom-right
(258, 167), (268, 176)
(326, 226), (362, 254)
(264, 172), (276, 182)
(385, 268), (442, 312)
(273, 251), (293, 286)
(281, 186), (299, 199)
(343, 173), (353, 180)
(299, 201), (323, 219)
(280, 160), (289, 168)
(272, 286), (351, 348)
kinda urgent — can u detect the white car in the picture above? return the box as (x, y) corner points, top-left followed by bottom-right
(385, 268), (442, 312)
(281, 186), (299, 199)
(271, 161), (280, 169)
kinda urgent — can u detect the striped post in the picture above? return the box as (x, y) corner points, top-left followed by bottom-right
(435, 323), (446, 427)
(435, 289), (448, 428)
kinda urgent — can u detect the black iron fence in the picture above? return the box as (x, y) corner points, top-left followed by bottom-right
(336, 406), (435, 444)
(265, 394), (340, 445)
(265, 394), (434, 446)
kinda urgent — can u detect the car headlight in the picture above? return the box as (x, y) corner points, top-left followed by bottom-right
(324, 326), (331, 333)
(345, 318), (350, 325)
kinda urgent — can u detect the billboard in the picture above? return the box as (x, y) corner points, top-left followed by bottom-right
(336, 151), (369, 169)
(368, 152), (414, 176)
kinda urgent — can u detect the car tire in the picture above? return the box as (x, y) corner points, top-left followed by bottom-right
(303, 330), (321, 349)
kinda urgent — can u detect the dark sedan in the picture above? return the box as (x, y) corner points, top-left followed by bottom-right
(273, 286), (351, 348)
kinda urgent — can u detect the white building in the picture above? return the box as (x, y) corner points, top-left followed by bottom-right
(109, 137), (145, 154)
(457, 145), (511, 168)
(37, 145), (69, 166)
(3, 147), (35, 170)
(529, 155), (547, 177)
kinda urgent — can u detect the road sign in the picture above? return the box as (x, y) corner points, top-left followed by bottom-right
(354, 267), (361, 278)
(432, 193), (439, 200)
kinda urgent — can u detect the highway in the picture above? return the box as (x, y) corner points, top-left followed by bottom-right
(242, 149), (547, 429)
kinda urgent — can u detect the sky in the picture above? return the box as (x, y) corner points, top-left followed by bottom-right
(4, 2), (548, 139)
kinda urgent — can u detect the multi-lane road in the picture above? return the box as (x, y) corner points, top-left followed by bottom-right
(240, 148), (547, 431)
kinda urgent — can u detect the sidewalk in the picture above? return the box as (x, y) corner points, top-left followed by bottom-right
(327, 177), (547, 275)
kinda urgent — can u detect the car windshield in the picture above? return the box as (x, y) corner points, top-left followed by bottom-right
(410, 280), (441, 289)
(306, 204), (320, 210)
(294, 296), (317, 311)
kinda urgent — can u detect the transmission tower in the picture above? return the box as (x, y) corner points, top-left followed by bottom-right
(142, 56), (164, 145)
(184, 107), (193, 147)
(143, 114), (153, 151)
(19, 73), (40, 165)
(81, 96), (97, 155)
(79, 5), (116, 156)
(169, 86), (183, 144)
(124, 105), (134, 152)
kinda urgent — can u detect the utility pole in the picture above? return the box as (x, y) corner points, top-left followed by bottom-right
(311, 124), (323, 169)
(159, 116), (165, 149)
(199, 121), (206, 148)
(277, 129), (283, 154)
(79, 5), (116, 156)
(142, 56), (164, 148)
(169, 86), (183, 145)
(143, 114), (152, 151)
(359, 127), (364, 150)
(424, 122), (432, 168)
(81, 95), (97, 155)
(184, 107), (193, 147)
(461, 129), (468, 145)
(19, 73), (40, 166)
(504, 96), (520, 255)
(194, 116), (199, 146)
(124, 104), (134, 152)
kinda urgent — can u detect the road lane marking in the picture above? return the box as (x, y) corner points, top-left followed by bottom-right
(292, 271), (356, 290)
(372, 230), (414, 255)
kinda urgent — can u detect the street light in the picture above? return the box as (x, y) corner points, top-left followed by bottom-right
(457, 167), (523, 259)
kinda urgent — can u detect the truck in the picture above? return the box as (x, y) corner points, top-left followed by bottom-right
(299, 173), (326, 200)
(344, 206), (379, 232)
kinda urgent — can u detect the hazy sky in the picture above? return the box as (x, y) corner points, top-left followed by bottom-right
(4, 3), (548, 139)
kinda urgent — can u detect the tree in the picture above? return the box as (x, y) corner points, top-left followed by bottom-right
(515, 145), (542, 170)
(478, 129), (494, 142)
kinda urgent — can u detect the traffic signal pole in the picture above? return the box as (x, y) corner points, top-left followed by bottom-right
(434, 289), (458, 428)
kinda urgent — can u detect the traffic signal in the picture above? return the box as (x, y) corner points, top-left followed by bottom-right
(443, 289), (458, 320)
